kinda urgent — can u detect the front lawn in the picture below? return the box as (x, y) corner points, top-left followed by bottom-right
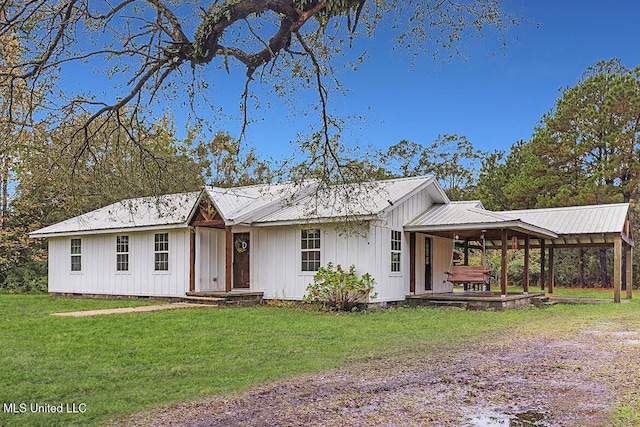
(1, 294), (639, 426)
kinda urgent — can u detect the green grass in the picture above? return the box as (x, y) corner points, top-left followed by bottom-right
(492, 284), (631, 299)
(1, 295), (640, 426)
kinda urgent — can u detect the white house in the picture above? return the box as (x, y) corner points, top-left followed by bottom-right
(29, 176), (634, 303)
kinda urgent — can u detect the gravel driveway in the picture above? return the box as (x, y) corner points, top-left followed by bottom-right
(118, 320), (640, 427)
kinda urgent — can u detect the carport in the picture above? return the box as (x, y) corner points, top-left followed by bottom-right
(405, 201), (633, 302)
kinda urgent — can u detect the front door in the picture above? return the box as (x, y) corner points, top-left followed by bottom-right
(233, 233), (250, 289)
(425, 237), (432, 291)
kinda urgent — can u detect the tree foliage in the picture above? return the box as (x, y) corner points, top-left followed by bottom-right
(0, 0), (520, 186)
(506, 59), (640, 207)
(384, 134), (486, 200)
(1, 113), (207, 292)
(474, 59), (640, 289)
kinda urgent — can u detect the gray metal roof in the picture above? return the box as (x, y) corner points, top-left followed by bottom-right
(405, 201), (558, 239)
(500, 204), (630, 235)
(405, 201), (632, 246)
(30, 176), (446, 236)
(29, 192), (200, 237)
(251, 176), (445, 225)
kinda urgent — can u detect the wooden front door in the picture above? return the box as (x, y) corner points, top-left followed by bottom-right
(233, 233), (250, 289)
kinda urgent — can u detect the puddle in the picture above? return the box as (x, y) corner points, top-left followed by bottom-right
(466, 409), (549, 426)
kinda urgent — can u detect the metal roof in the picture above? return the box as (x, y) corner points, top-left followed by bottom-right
(250, 176), (445, 225)
(205, 181), (304, 223)
(405, 201), (558, 240)
(29, 192), (200, 237)
(405, 201), (632, 247)
(499, 204), (630, 235)
(30, 176), (445, 236)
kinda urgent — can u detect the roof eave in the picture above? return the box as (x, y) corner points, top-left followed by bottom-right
(251, 214), (377, 227)
(29, 222), (190, 239)
(404, 220), (558, 239)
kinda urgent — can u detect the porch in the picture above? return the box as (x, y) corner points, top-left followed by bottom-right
(405, 291), (547, 310)
(405, 202), (634, 304)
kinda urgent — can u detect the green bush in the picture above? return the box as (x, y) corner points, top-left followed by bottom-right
(0, 262), (48, 294)
(304, 263), (376, 311)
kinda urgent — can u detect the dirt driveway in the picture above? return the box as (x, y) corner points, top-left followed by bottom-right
(120, 320), (640, 427)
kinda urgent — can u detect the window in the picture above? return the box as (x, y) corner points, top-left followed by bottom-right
(116, 236), (129, 271)
(301, 229), (321, 272)
(391, 230), (402, 272)
(70, 238), (82, 272)
(154, 233), (169, 271)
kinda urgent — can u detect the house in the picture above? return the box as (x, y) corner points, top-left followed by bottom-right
(29, 176), (634, 303)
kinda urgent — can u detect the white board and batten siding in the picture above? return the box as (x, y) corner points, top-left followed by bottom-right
(367, 184), (447, 301)
(47, 228), (191, 297)
(252, 183), (443, 303)
(252, 225), (375, 301)
(194, 227), (226, 292)
(413, 234), (454, 294)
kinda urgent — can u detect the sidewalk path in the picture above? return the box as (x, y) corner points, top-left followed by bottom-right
(51, 303), (213, 317)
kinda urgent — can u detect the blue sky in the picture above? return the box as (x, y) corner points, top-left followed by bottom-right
(54, 1), (640, 165)
(208, 0), (640, 162)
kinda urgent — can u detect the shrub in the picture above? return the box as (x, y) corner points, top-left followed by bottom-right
(304, 263), (376, 311)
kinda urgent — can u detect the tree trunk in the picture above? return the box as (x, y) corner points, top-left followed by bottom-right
(599, 248), (609, 288)
(0, 155), (7, 230)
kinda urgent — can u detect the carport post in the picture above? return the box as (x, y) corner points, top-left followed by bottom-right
(626, 245), (633, 300)
(501, 229), (508, 296)
(547, 246), (554, 294)
(523, 235), (530, 294)
(540, 240), (546, 291)
(614, 237), (622, 303)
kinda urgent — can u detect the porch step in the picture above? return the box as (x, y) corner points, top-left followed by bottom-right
(180, 296), (225, 305)
(531, 296), (551, 308)
(185, 291), (264, 306)
(405, 298), (468, 310)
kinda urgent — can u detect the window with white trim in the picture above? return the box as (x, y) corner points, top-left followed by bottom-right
(116, 235), (129, 271)
(154, 233), (169, 271)
(301, 229), (321, 272)
(70, 238), (82, 272)
(391, 230), (402, 272)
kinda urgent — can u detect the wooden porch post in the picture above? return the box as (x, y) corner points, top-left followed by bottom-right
(614, 237), (622, 303)
(501, 229), (508, 296)
(540, 240), (546, 291)
(463, 240), (469, 266)
(189, 227), (196, 292)
(523, 235), (530, 294)
(626, 245), (633, 300)
(225, 226), (233, 292)
(409, 232), (416, 294)
(548, 246), (554, 294)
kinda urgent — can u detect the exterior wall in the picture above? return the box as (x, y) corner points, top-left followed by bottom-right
(195, 227), (226, 291)
(385, 185), (435, 229)
(414, 233), (454, 294)
(251, 225), (375, 301)
(47, 228), (191, 297)
(250, 183), (448, 303)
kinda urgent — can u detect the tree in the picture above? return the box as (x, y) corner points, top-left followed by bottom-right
(493, 59), (640, 289)
(0, 1), (521, 187)
(1, 112), (207, 292)
(193, 131), (273, 187)
(532, 59), (640, 205)
(384, 134), (486, 200)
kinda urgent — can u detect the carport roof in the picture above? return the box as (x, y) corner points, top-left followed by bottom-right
(405, 201), (558, 240)
(405, 201), (633, 247)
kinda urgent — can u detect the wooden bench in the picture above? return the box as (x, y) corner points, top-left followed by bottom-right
(445, 265), (490, 291)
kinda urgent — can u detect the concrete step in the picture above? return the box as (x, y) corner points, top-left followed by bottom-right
(185, 291), (264, 306)
(180, 296), (225, 305)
